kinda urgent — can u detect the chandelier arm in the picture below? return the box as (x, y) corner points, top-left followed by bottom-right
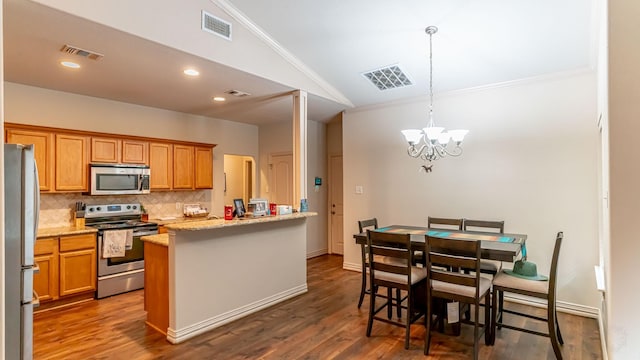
(441, 145), (464, 157)
(407, 144), (427, 158)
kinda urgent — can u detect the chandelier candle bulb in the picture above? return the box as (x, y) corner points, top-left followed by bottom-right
(400, 26), (469, 172)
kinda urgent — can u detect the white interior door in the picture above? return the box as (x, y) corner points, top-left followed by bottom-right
(271, 153), (293, 205)
(329, 155), (344, 255)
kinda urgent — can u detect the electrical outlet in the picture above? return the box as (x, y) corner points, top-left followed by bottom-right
(355, 186), (364, 194)
(176, 202), (181, 210)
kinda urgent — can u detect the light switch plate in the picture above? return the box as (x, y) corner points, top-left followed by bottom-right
(355, 185), (363, 194)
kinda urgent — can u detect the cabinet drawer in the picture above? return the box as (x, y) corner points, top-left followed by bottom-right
(35, 238), (57, 256)
(59, 234), (96, 252)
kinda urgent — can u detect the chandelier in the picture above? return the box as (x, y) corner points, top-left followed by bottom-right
(401, 26), (468, 172)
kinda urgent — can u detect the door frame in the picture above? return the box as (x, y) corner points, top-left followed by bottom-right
(327, 153), (343, 254)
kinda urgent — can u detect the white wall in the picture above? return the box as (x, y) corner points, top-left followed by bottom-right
(607, 0), (640, 357)
(343, 71), (600, 309)
(4, 82), (259, 216)
(258, 119), (328, 257)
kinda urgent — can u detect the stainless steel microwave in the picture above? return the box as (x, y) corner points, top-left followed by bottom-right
(90, 164), (150, 195)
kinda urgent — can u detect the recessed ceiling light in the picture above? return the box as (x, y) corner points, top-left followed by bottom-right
(61, 61), (80, 69)
(212, 96), (226, 102)
(184, 69), (199, 76)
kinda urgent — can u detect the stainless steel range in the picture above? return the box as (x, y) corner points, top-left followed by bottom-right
(85, 203), (158, 299)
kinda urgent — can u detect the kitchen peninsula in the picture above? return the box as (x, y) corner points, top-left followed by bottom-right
(141, 212), (317, 343)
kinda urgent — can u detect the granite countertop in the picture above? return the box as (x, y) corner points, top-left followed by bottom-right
(165, 212), (317, 231)
(140, 233), (168, 246)
(37, 226), (98, 238)
(148, 216), (222, 226)
(141, 212), (317, 246)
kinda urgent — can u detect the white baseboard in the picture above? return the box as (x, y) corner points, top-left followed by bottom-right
(307, 248), (328, 259)
(597, 302), (608, 360)
(166, 284), (308, 344)
(504, 293), (598, 319)
(343, 261), (361, 272)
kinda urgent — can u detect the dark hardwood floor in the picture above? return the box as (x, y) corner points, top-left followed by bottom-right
(33, 255), (602, 359)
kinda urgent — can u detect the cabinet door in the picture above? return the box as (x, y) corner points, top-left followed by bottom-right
(6, 129), (53, 191)
(91, 137), (120, 163)
(194, 147), (213, 189)
(173, 145), (194, 189)
(55, 134), (88, 191)
(33, 238), (59, 302)
(122, 140), (149, 164)
(59, 248), (96, 297)
(149, 143), (172, 190)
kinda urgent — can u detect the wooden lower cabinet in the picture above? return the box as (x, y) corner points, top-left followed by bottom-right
(144, 242), (169, 335)
(34, 238), (59, 301)
(33, 233), (97, 306)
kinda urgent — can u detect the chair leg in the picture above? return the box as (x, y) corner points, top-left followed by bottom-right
(556, 315), (564, 345)
(490, 289), (498, 345)
(358, 266), (367, 309)
(424, 296), (433, 355)
(366, 283), (375, 337)
(473, 301), (479, 360)
(358, 245), (367, 309)
(497, 289), (504, 330)
(396, 289), (402, 318)
(548, 301), (563, 360)
(387, 287), (393, 319)
(484, 292), (491, 346)
(404, 299), (411, 349)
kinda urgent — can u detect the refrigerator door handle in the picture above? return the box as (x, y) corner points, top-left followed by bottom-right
(32, 290), (40, 308)
(34, 159), (41, 237)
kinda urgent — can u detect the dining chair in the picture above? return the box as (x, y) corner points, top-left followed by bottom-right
(357, 218), (378, 309)
(366, 229), (427, 349)
(424, 234), (492, 360)
(491, 232), (564, 359)
(462, 219), (506, 276)
(427, 216), (463, 230)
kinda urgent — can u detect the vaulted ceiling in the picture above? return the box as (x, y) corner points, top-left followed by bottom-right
(3, 0), (596, 125)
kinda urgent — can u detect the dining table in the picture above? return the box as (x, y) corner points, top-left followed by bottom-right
(353, 224), (527, 262)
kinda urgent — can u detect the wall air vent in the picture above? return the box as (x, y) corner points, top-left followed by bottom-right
(224, 89), (251, 97)
(362, 64), (412, 90)
(202, 10), (232, 41)
(60, 44), (104, 60)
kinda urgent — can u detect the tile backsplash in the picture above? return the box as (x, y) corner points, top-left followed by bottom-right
(39, 191), (209, 228)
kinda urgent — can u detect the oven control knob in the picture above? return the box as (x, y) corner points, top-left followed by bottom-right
(88, 207), (94, 212)
(132, 205), (137, 210)
(126, 205), (131, 210)
(96, 207), (102, 211)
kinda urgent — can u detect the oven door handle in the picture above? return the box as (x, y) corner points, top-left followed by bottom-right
(133, 230), (158, 237)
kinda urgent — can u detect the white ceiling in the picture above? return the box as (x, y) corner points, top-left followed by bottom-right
(3, 0), (596, 125)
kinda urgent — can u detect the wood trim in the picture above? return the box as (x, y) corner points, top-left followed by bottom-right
(5, 122), (217, 148)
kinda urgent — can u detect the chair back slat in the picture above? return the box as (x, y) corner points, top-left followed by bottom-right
(358, 218), (378, 233)
(367, 230), (412, 277)
(430, 253), (477, 270)
(463, 219), (504, 233)
(426, 235), (481, 289)
(428, 217), (463, 230)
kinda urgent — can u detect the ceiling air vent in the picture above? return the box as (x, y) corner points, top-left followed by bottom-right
(362, 65), (412, 90)
(224, 89), (251, 97)
(60, 44), (104, 60)
(202, 10), (232, 41)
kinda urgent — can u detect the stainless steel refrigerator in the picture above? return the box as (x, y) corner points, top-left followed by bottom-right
(4, 144), (40, 360)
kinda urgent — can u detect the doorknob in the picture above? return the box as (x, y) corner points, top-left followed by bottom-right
(331, 211), (335, 215)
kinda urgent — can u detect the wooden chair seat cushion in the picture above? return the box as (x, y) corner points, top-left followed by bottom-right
(432, 277), (492, 298)
(492, 271), (548, 295)
(480, 260), (501, 273)
(373, 267), (427, 285)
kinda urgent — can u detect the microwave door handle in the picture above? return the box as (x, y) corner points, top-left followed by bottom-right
(139, 174), (143, 191)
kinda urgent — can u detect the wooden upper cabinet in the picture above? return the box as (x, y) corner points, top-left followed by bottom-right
(122, 140), (148, 164)
(5, 128), (53, 191)
(173, 145), (194, 190)
(194, 146), (213, 189)
(91, 137), (148, 165)
(55, 134), (88, 192)
(149, 143), (172, 190)
(91, 137), (120, 163)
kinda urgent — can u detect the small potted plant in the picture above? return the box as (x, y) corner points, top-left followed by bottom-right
(140, 204), (149, 221)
